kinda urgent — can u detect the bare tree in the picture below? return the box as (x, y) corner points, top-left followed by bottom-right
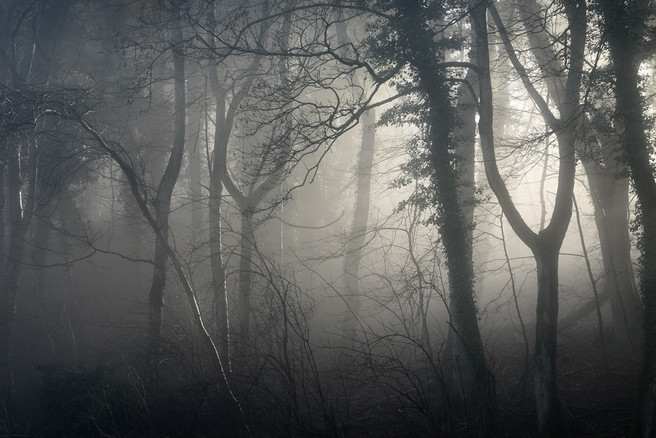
(0, 0), (70, 402)
(144, 6), (187, 393)
(334, 13), (377, 341)
(508, 0), (641, 347)
(476, 0), (586, 434)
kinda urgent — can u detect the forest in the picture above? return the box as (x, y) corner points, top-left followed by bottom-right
(1, 0), (655, 436)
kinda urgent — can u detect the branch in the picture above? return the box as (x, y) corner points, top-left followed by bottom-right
(489, 1), (559, 130)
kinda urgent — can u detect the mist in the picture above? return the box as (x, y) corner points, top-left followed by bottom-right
(0, 0), (653, 436)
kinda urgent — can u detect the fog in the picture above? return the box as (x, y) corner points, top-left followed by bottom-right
(0, 0), (652, 436)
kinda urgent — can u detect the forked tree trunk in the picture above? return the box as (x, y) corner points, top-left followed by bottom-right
(479, 2), (585, 435)
(208, 0), (291, 353)
(511, 0), (641, 345)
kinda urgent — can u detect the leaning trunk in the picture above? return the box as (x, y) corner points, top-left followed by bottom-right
(209, 163), (229, 365)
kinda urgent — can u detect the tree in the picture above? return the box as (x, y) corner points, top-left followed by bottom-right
(477, 0), (586, 435)
(205, 0), (295, 354)
(509, 0), (641, 347)
(334, 10), (377, 341)
(0, 0), (71, 403)
(144, 5), (187, 393)
(367, 0), (496, 434)
(595, 0), (656, 434)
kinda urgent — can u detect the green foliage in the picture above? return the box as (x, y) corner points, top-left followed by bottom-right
(368, 0), (478, 231)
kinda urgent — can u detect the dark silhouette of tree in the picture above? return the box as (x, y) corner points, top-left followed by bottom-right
(0, 0), (72, 405)
(596, 0), (656, 434)
(477, 0), (586, 435)
(365, 0), (497, 434)
(144, 5), (187, 394)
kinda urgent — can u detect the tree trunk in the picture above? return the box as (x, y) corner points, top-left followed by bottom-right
(0, 166), (5, 286)
(236, 212), (254, 350)
(584, 162), (640, 346)
(144, 17), (186, 393)
(342, 108), (375, 339)
(0, 142), (36, 398)
(30, 205), (50, 316)
(333, 7), (376, 341)
(510, 0), (640, 346)
(209, 148), (229, 364)
(533, 242), (563, 437)
(188, 100), (203, 231)
(446, 50), (479, 410)
(597, 1), (656, 434)
(480, 2), (586, 435)
(394, 1), (496, 434)
(145, 228), (168, 391)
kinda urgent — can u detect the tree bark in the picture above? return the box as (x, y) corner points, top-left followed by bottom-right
(584, 161), (640, 347)
(209, 133), (229, 364)
(0, 143), (35, 397)
(394, 1), (496, 434)
(597, 1), (656, 434)
(512, 0), (641, 345)
(145, 16), (186, 393)
(480, 2), (586, 435)
(237, 212), (254, 349)
(342, 107), (375, 339)
(533, 241), (563, 436)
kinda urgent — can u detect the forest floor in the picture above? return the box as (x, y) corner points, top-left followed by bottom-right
(7, 317), (641, 437)
(494, 321), (639, 437)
